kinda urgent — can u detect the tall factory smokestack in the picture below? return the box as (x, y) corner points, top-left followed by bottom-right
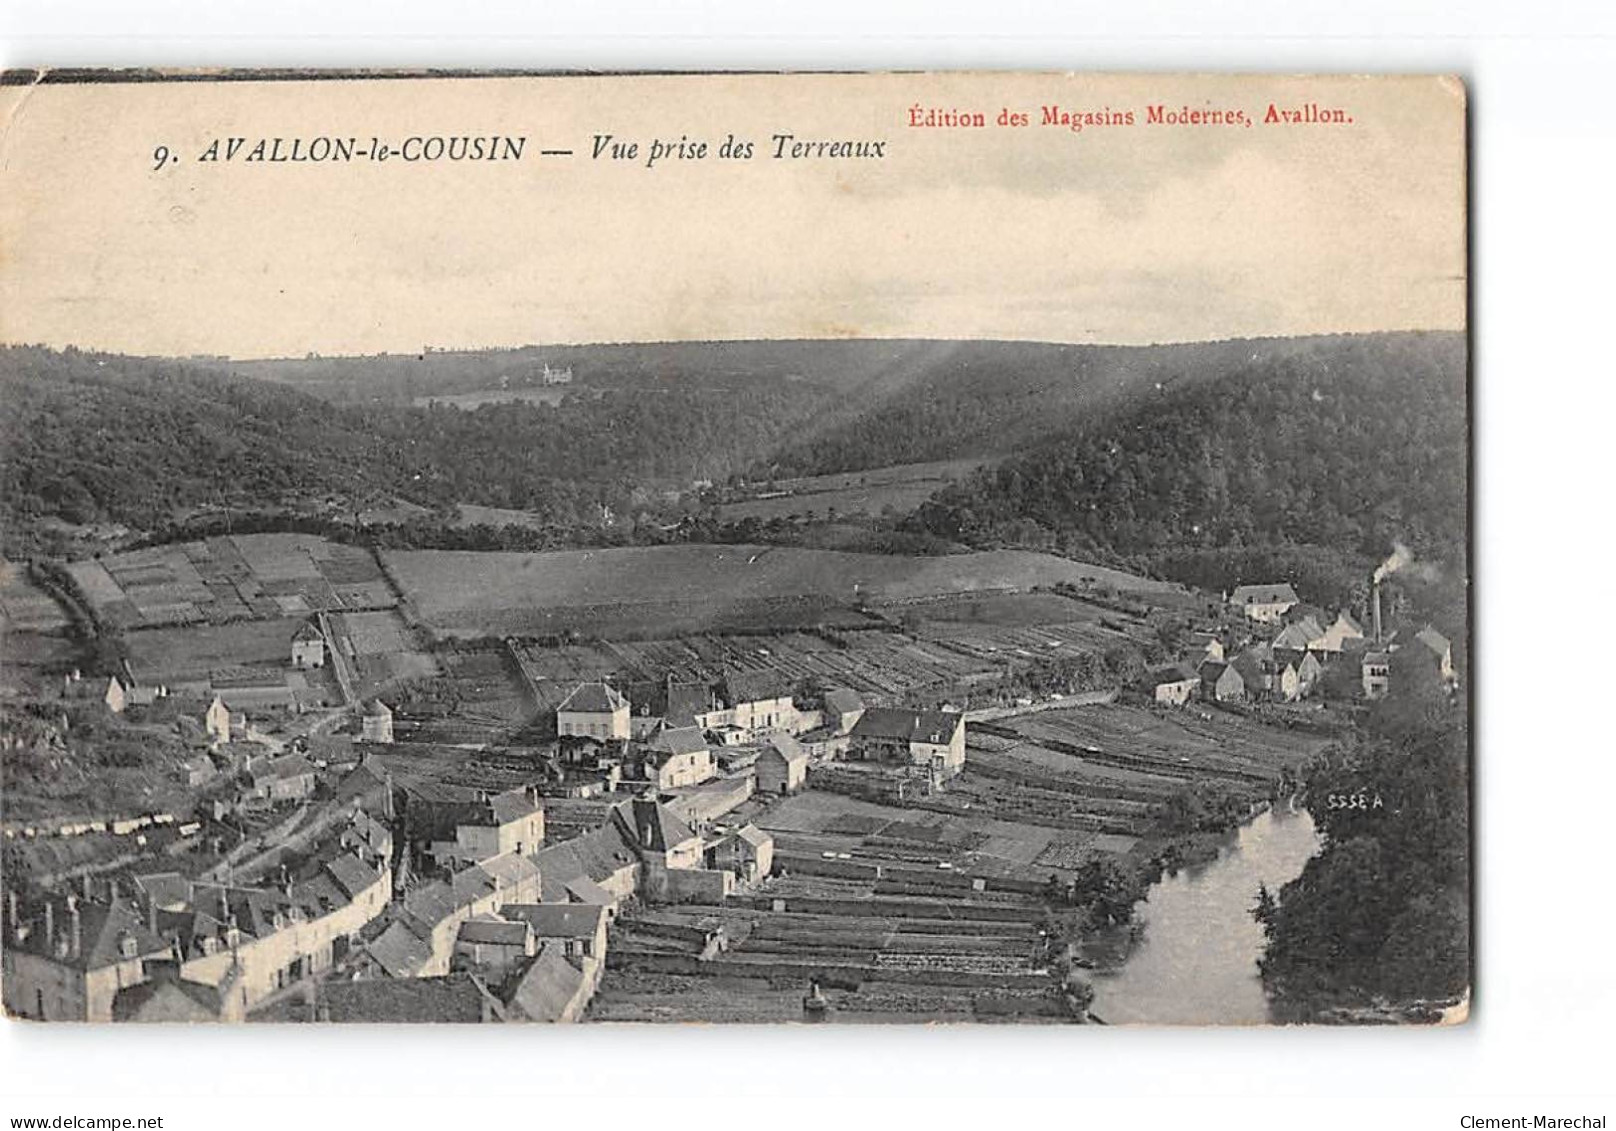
(1371, 577), (1384, 645)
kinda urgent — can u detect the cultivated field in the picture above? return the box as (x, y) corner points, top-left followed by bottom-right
(715, 458), (992, 523)
(384, 544), (1179, 638)
(0, 559), (69, 634)
(66, 534), (394, 630)
(122, 618), (309, 685)
(329, 610), (439, 696)
(411, 387), (578, 409)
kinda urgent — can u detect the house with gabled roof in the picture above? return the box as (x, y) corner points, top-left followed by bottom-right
(2, 890), (172, 1021)
(1230, 583), (1301, 624)
(849, 707), (966, 778)
(1318, 610), (1366, 653)
(290, 620), (326, 670)
(1273, 616), (1327, 653)
(641, 724), (714, 790)
(1199, 660), (1245, 703)
(699, 668), (803, 740)
(821, 688), (866, 735)
(756, 732), (810, 794)
(1144, 664), (1201, 707)
(453, 915), (535, 978)
(1412, 625), (1456, 683)
(709, 824), (774, 885)
(499, 903), (608, 966)
(360, 698), (394, 744)
(557, 681), (631, 742)
(501, 942), (593, 1023)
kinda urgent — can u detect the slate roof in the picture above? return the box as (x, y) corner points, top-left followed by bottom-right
(648, 725), (708, 758)
(318, 974), (501, 1023)
(721, 668), (789, 706)
(503, 944), (586, 1022)
(457, 914), (532, 948)
(292, 622), (325, 643)
(558, 682), (628, 714)
(621, 798), (698, 853)
(133, 871), (193, 911)
(488, 787), (542, 826)
(851, 707), (963, 746)
(736, 824), (772, 850)
(500, 902), (606, 940)
(1145, 664), (1200, 688)
(822, 688), (865, 718)
(533, 820), (640, 891)
(10, 894), (171, 971)
(1414, 626), (1452, 655)
(254, 753), (316, 783)
(1273, 618), (1326, 650)
(1231, 584), (1300, 607)
(367, 921), (434, 978)
(480, 853), (541, 894)
(112, 970), (234, 1022)
(758, 732), (809, 766)
(324, 853), (382, 901)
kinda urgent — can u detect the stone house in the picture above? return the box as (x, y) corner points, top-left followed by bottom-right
(848, 707), (967, 779)
(755, 732), (810, 794)
(1229, 583), (1301, 624)
(556, 682), (631, 742)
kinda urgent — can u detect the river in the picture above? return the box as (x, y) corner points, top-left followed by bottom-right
(1086, 804), (1321, 1026)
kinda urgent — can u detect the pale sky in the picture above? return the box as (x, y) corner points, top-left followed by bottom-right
(0, 72), (1465, 358)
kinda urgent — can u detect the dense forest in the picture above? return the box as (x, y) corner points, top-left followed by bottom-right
(759, 333), (1462, 480)
(1255, 656), (1470, 1020)
(905, 333), (1467, 602)
(0, 345), (826, 550)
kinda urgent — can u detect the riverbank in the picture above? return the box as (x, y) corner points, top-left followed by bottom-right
(1079, 805), (1323, 1025)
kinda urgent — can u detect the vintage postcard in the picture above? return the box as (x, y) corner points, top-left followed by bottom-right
(0, 71), (1468, 1025)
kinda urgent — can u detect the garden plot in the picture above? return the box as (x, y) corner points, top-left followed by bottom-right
(65, 535), (394, 630)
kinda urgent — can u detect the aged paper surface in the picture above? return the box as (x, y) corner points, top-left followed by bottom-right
(0, 72), (1467, 1025)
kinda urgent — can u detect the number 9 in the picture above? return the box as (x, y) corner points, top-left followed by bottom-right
(152, 145), (171, 171)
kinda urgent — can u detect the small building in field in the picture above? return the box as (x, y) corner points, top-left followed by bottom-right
(1230, 584), (1300, 624)
(1200, 661), (1245, 703)
(848, 707), (966, 779)
(709, 824), (774, 884)
(360, 699), (394, 744)
(557, 682), (631, 743)
(290, 622), (326, 670)
(1144, 664), (1201, 707)
(755, 732), (810, 794)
